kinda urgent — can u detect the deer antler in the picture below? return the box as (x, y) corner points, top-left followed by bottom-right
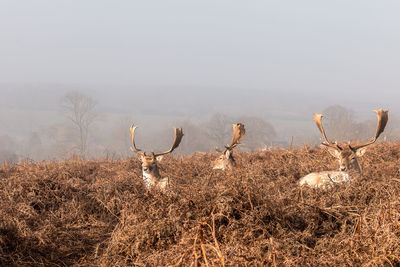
(129, 125), (145, 156)
(349, 109), (388, 151)
(225, 123), (245, 150)
(314, 114), (342, 151)
(154, 127), (184, 157)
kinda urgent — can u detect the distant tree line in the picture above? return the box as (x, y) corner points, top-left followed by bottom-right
(174, 113), (277, 155)
(1, 93), (399, 164)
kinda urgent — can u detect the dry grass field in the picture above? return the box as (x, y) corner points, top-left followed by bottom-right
(1, 143), (400, 266)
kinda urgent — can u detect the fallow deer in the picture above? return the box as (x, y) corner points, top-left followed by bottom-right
(299, 109), (388, 188)
(129, 125), (184, 189)
(213, 123), (245, 170)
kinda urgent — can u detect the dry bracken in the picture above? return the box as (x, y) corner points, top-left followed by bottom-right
(0, 143), (399, 266)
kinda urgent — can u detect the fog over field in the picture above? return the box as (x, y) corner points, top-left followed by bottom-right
(1, 1), (400, 161)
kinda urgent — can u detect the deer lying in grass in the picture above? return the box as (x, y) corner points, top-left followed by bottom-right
(130, 125), (184, 189)
(299, 109), (388, 188)
(213, 123), (245, 170)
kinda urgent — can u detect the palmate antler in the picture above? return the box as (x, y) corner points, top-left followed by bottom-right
(215, 123), (245, 152)
(129, 124), (184, 156)
(154, 127), (184, 157)
(314, 109), (388, 151)
(313, 114), (343, 151)
(226, 123), (245, 150)
(349, 109), (388, 151)
(130, 125), (144, 156)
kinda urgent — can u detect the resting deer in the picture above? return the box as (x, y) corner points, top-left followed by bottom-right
(213, 123), (245, 170)
(299, 109), (388, 188)
(129, 125), (184, 189)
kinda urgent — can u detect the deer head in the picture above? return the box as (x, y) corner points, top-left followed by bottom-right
(129, 125), (184, 188)
(314, 109), (388, 173)
(213, 123), (245, 170)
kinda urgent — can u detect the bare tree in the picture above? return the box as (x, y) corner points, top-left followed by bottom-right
(61, 91), (97, 157)
(204, 113), (233, 148)
(26, 132), (42, 160)
(0, 134), (19, 164)
(237, 116), (276, 150)
(175, 120), (209, 155)
(322, 105), (355, 141)
(204, 113), (276, 151)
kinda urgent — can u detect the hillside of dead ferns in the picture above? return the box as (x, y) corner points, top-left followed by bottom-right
(1, 143), (400, 266)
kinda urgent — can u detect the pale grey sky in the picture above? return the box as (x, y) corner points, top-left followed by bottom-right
(0, 1), (400, 159)
(1, 0), (399, 96)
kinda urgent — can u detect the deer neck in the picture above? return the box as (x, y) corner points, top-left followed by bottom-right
(345, 168), (362, 178)
(344, 160), (363, 177)
(142, 165), (162, 187)
(353, 162), (362, 175)
(224, 152), (236, 170)
(213, 156), (235, 170)
(226, 158), (236, 170)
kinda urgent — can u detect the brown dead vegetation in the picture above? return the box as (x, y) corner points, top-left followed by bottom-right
(1, 143), (400, 266)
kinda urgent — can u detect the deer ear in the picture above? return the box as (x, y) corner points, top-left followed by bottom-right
(327, 147), (340, 158)
(356, 147), (367, 157)
(156, 155), (164, 162)
(224, 150), (231, 158)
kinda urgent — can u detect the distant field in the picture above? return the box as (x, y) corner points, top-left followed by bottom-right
(1, 143), (400, 266)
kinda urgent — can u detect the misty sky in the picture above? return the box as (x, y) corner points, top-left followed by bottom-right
(1, 0), (399, 97)
(1, 0), (400, 159)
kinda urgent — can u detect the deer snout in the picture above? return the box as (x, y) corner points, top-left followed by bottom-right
(339, 166), (347, 171)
